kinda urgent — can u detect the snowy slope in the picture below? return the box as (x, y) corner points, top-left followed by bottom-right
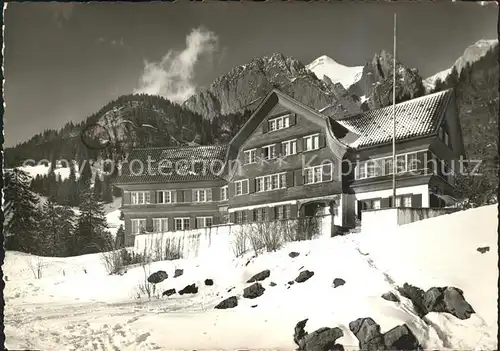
(4, 204), (497, 350)
(424, 38), (498, 90)
(15, 163), (79, 181)
(307, 55), (363, 89)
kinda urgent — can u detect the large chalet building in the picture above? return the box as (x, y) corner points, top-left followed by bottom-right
(115, 88), (465, 246)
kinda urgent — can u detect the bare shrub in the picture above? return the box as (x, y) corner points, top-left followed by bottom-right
(232, 226), (248, 258)
(164, 237), (182, 261)
(27, 256), (45, 279)
(258, 221), (283, 252)
(136, 259), (159, 300)
(100, 238), (125, 275)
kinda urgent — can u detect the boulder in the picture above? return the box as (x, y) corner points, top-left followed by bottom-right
(174, 269), (183, 278)
(397, 283), (427, 318)
(178, 284), (198, 295)
(269, 282), (277, 287)
(381, 292), (400, 303)
(349, 317), (385, 351)
(251, 304), (258, 308)
(383, 324), (421, 350)
(214, 296), (238, 309)
(293, 318), (309, 347)
(162, 288), (176, 297)
(301, 327), (344, 351)
(243, 282), (265, 299)
(295, 270), (314, 283)
(247, 269), (270, 283)
(424, 286), (475, 320)
(289, 252), (300, 258)
(333, 278), (345, 288)
(204, 279), (214, 286)
(288, 280), (295, 286)
(227, 286), (235, 293)
(477, 246), (490, 254)
(147, 270), (168, 284)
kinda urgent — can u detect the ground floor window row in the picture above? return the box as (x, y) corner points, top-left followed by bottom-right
(232, 204), (295, 224)
(357, 193), (423, 219)
(130, 216), (214, 234)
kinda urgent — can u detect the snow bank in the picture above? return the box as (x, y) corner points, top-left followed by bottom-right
(4, 205), (497, 350)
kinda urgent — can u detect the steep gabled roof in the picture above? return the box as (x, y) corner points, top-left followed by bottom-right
(227, 89), (352, 162)
(115, 145), (228, 185)
(337, 89), (453, 148)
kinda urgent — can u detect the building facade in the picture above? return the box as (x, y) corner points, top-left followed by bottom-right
(115, 88), (464, 246)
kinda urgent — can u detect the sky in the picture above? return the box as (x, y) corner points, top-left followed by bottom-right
(3, 1), (498, 147)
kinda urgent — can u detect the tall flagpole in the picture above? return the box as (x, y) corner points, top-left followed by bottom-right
(392, 13), (397, 207)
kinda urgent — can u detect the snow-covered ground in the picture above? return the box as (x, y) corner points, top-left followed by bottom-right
(4, 204), (497, 350)
(18, 163), (77, 181)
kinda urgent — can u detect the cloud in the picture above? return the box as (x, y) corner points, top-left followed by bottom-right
(134, 27), (219, 103)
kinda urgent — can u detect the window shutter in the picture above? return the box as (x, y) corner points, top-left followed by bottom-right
(176, 189), (184, 203)
(294, 169), (303, 186)
(290, 204), (298, 219)
(417, 152), (425, 171)
(381, 198), (390, 208)
(146, 217), (153, 232)
(275, 142), (282, 156)
(286, 171), (294, 187)
(243, 180), (249, 194)
(212, 187), (220, 201)
(151, 191), (157, 204)
(318, 134), (326, 148)
(124, 191), (131, 204)
(190, 217), (196, 230)
(268, 207), (275, 221)
(249, 178), (255, 193)
(255, 147), (262, 162)
(296, 138), (303, 153)
(290, 113), (297, 126)
(411, 194), (422, 208)
(262, 119), (268, 133)
(229, 212), (235, 224)
(185, 189), (192, 203)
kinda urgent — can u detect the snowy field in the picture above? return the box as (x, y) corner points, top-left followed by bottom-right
(3, 205), (498, 350)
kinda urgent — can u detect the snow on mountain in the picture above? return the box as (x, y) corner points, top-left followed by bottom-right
(307, 55), (364, 89)
(4, 204), (497, 350)
(424, 38), (498, 90)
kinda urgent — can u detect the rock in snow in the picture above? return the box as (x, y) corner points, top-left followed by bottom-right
(214, 296), (238, 309)
(173, 269), (183, 278)
(381, 291), (400, 303)
(295, 270), (314, 283)
(348, 317), (385, 351)
(246, 269), (270, 283)
(332, 278), (345, 288)
(243, 283), (265, 299)
(204, 279), (214, 286)
(162, 288), (176, 297)
(147, 271), (168, 284)
(289, 251), (300, 258)
(178, 284), (198, 295)
(383, 324), (421, 350)
(424, 286), (475, 320)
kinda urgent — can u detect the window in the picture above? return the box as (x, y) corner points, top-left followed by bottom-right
(131, 219), (146, 234)
(235, 179), (249, 196)
(444, 131), (450, 147)
(357, 161), (367, 179)
(254, 208), (264, 222)
(153, 218), (168, 233)
(196, 217), (213, 228)
(406, 153), (418, 171)
(262, 144), (277, 160)
(193, 189), (212, 203)
(235, 211), (247, 224)
(244, 149), (257, 164)
(366, 161), (378, 178)
(384, 157), (394, 175)
(303, 134), (320, 151)
(395, 196), (401, 207)
(304, 163), (333, 184)
(438, 126), (444, 140)
(157, 190), (173, 204)
(220, 185), (228, 201)
(403, 196), (412, 208)
(285, 205), (291, 219)
(131, 191), (151, 205)
(255, 172), (287, 192)
(174, 217), (190, 231)
(275, 205), (290, 220)
(268, 114), (291, 132)
(282, 139), (297, 156)
(372, 199), (381, 210)
(396, 155), (406, 173)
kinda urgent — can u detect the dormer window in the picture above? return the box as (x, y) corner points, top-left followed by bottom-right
(268, 114), (291, 132)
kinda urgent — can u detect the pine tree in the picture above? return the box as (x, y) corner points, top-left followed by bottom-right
(93, 173), (103, 201)
(115, 224), (125, 249)
(68, 161), (79, 206)
(4, 169), (41, 253)
(102, 175), (114, 203)
(74, 185), (111, 255)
